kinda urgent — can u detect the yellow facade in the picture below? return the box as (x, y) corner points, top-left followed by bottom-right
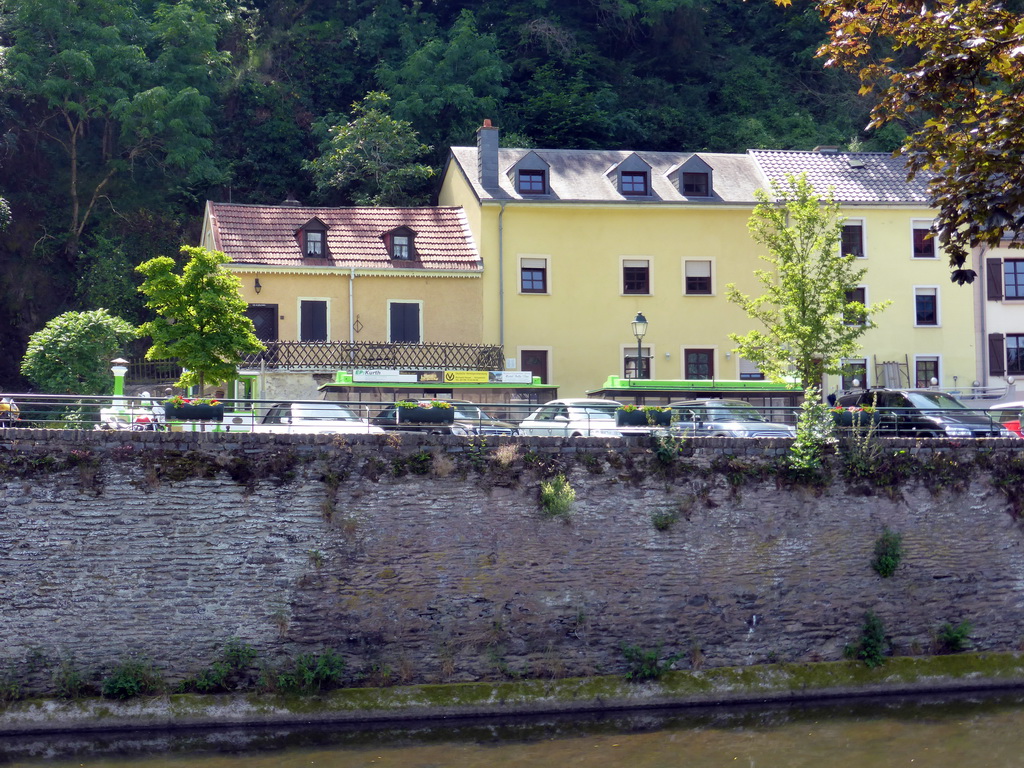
(225, 266), (482, 344)
(440, 163), (977, 398)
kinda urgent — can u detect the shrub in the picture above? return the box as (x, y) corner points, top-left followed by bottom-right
(539, 474), (575, 519)
(845, 611), (890, 668)
(53, 657), (93, 699)
(179, 638), (259, 694)
(871, 528), (903, 578)
(261, 649), (346, 694)
(621, 643), (682, 681)
(936, 620), (973, 653)
(101, 658), (164, 699)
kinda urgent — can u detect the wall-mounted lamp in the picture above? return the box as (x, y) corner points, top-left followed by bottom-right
(254, 278), (262, 295)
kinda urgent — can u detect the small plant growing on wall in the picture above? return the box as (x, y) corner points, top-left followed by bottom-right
(871, 527), (904, 578)
(620, 643), (682, 681)
(845, 610), (890, 668)
(936, 620), (973, 654)
(100, 657), (165, 699)
(539, 474), (575, 519)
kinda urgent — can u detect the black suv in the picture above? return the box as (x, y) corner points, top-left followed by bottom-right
(835, 388), (1009, 438)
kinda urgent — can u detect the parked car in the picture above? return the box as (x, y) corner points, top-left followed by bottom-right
(371, 400), (518, 436)
(517, 399), (624, 438)
(835, 388), (1011, 438)
(988, 401), (1024, 438)
(669, 398), (796, 438)
(254, 402), (384, 435)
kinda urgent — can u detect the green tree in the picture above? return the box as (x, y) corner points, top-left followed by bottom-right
(380, 9), (508, 154)
(727, 173), (889, 391)
(20, 309), (137, 394)
(136, 245), (263, 391)
(4, 0), (227, 256)
(305, 92), (434, 205)
(802, 0), (1024, 282)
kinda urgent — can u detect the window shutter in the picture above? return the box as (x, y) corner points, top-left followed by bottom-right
(987, 258), (1003, 300)
(390, 302), (420, 343)
(300, 301), (327, 341)
(990, 333), (1006, 376)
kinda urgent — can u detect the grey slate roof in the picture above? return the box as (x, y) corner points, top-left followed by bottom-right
(448, 145), (933, 206)
(448, 147), (767, 203)
(750, 149), (932, 204)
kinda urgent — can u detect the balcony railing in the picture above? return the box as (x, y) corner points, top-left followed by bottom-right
(239, 341), (504, 371)
(128, 342), (505, 382)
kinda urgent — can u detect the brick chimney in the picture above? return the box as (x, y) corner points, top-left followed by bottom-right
(477, 119), (500, 190)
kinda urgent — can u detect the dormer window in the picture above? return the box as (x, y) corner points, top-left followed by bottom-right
(611, 154), (654, 198)
(392, 234), (410, 259)
(305, 230), (324, 256)
(509, 151), (552, 197)
(682, 172), (709, 197)
(383, 226), (416, 261)
(297, 218), (329, 258)
(672, 155), (715, 199)
(518, 170), (546, 194)
(621, 171), (649, 196)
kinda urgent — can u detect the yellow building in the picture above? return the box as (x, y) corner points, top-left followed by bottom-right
(439, 124), (977, 398)
(199, 201), (489, 399)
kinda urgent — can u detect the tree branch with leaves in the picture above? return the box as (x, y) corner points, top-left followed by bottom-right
(136, 246), (263, 392)
(789, 0), (1024, 283)
(727, 173), (890, 392)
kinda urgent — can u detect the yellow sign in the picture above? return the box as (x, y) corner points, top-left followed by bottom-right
(443, 370), (489, 384)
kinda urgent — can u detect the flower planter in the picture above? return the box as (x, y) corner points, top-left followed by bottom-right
(397, 406), (455, 425)
(832, 409), (880, 429)
(616, 409), (672, 427)
(164, 403), (225, 422)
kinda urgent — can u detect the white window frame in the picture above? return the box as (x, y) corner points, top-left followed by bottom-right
(911, 219), (938, 259)
(682, 257), (715, 296)
(842, 218), (867, 259)
(681, 345), (718, 380)
(297, 297), (331, 342)
(387, 299), (424, 343)
(620, 256), (652, 296)
(840, 357), (869, 390)
(844, 283), (869, 326)
(913, 285), (940, 327)
(621, 343), (654, 379)
(914, 354), (941, 388)
(518, 255), (550, 295)
(736, 356), (765, 381)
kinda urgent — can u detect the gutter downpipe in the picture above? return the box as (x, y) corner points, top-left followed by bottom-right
(349, 266), (355, 345)
(498, 202), (507, 350)
(978, 246), (988, 389)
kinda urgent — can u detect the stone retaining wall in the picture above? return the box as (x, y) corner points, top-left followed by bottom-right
(2, 429), (1023, 689)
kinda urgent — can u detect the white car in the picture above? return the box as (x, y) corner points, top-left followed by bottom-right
(517, 398), (624, 438)
(254, 402), (384, 435)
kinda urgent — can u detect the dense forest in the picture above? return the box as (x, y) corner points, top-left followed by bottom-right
(0, 0), (898, 389)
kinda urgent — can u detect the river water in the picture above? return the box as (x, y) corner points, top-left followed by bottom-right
(4, 692), (1024, 767)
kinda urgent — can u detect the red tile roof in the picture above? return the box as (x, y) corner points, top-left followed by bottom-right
(206, 203), (481, 272)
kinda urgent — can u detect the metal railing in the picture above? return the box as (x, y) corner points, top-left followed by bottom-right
(0, 394), (1018, 438)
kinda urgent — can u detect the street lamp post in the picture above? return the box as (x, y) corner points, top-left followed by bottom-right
(631, 312), (648, 379)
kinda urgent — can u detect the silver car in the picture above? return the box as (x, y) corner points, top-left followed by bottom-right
(669, 399), (795, 438)
(255, 402), (384, 435)
(518, 399), (624, 438)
